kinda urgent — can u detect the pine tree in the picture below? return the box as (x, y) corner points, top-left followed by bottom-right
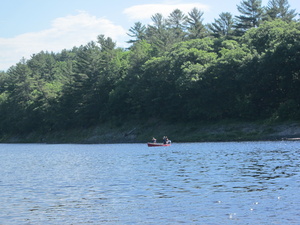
(187, 8), (207, 39)
(127, 22), (147, 44)
(265, 0), (297, 22)
(208, 12), (235, 39)
(235, 0), (264, 35)
(146, 13), (174, 54)
(166, 9), (188, 41)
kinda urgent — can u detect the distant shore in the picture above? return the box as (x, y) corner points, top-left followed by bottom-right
(2, 120), (300, 144)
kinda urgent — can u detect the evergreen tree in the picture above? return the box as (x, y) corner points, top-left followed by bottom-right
(127, 22), (147, 44)
(265, 0), (297, 22)
(208, 12), (235, 39)
(186, 8), (207, 39)
(235, 0), (264, 35)
(97, 35), (116, 52)
(146, 13), (174, 54)
(166, 9), (188, 41)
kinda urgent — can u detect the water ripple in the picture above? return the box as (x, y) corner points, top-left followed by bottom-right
(0, 142), (299, 224)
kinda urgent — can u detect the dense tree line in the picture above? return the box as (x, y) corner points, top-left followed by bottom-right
(0, 0), (299, 135)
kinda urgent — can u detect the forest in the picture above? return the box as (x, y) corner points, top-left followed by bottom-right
(0, 0), (299, 137)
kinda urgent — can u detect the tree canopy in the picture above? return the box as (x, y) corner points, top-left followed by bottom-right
(0, 1), (299, 136)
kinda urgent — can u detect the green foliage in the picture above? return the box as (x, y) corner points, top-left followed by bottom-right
(0, 5), (299, 136)
(242, 19), (297, 53)
(276, 99), (300, 120)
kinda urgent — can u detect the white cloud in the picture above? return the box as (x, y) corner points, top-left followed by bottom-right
(0, 11), (127, 71)
(123, 3), (210, 21)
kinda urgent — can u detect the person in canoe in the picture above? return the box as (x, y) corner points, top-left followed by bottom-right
(163, 136), (171, 144)
(151, 137), (157, 143)
(163, 136), (166, 144)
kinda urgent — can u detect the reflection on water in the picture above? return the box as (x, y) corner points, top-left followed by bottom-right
(0, 142), (299, 224)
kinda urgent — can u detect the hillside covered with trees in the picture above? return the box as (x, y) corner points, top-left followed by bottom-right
(0, 0), (299, 140)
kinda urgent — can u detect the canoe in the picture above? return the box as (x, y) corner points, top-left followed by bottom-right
(147, 142), (171, 147)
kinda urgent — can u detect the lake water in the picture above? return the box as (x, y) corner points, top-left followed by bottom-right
(0, 141), (299, 224)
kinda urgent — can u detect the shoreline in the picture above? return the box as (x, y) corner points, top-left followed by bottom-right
(2, 120), (300, 144)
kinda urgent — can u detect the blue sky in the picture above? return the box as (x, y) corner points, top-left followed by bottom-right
(0, 0), (299, 71)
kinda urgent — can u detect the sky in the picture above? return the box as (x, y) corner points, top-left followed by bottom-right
(0, 0), (299, 71)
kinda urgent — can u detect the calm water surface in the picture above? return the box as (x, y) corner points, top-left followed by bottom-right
(0, 142), (299, 224)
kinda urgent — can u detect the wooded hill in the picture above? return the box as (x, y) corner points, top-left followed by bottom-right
(0, 0), (299, 137)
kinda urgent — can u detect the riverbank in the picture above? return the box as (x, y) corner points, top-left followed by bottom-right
(2, 120), (300, 143)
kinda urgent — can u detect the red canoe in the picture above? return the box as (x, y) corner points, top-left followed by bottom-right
(147, 142), (171, 147)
